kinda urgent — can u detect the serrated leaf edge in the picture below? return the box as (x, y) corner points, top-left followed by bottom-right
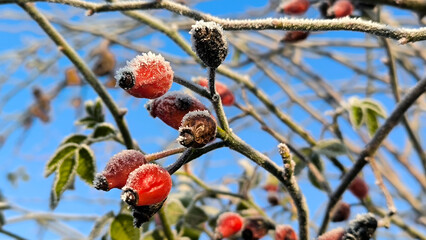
(44, 143), (79, 177)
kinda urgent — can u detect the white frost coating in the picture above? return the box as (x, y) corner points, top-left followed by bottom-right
(114, 51), (173, 87)
(180, 110), (210, 126)
(189, 20), (227, 51)
(103, 149), (145, 177)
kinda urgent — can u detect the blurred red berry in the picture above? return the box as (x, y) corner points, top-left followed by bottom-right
(121, 163), (172, 206)
(146, 91), (210, 130)
(318, 227), (345, 240)
(281, 31), (310, 43)
(196, 78), (235, 106)
(349, 176), (369, 200)
(280, 0), (310, 15)
(93, 150), (147, 191)
(242, 217), (275, 239)
(331, 201), (351, 222)
(329, 0), (353, 18)
(214, 212), (244, 239)
(267, 191), (280, 206)
(115, 52), (174, 99)
(275, 225), (297, 240)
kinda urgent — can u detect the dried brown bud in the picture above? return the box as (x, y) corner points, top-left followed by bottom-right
(178, 110), (216, 148)
(331, 201), (351, 222)
(65, 68), (82, 86)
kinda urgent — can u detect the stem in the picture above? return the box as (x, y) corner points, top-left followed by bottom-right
(18, 2), (135, 150)
(208, 68), (230, 132)
(0, 229), (27, 240)
(158, 207), (175, 240)
(318, 76), (426, 235)
(145, 147), (186, 162)
(165, 148), (194, 175)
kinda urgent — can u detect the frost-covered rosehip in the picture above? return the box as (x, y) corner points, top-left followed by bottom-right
(275, 225), (297, 240)
(121, 163), (172, 206)
(281, 31), (310, 43)
(214, 212), (244, 239)
(331, 201), (351, 222)
(190, 21), (228, 69)
(279, 0), (310, 15)
(115, 52), (173, 99)
(242, 217), (275, 240)
(328, 0), (354, 18)
(318, 228), (345, 240)
(349, 176), (369, 200)
(344, 213), (377, 240)
(93, 150), (147, 191)
(146, 91), (209, 130)
(196, 78), (235, 106)
(178, 110), (217, 148)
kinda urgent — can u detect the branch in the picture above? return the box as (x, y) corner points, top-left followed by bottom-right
(318, 76), (426, 234)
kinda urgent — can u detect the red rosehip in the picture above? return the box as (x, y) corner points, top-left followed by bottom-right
(275, 225), (297, 240)
(242, 217), (275, 239)
(280, 0), (310, 15)
(281, 31), (310, 43)
(145, 91), (210, 130)
(121, 163), (172, 206)
(331, 201), (351, 222)
(115, 52), (174, 99)
(214, 212), (244, 239)
(267, 191), (280, 206)
(93, 150), (147, 191)
(196, 78), (235, 106)
(349, 176), (369, 200)
(329, 0), (353, 18)
(318, 227), (345, 240)
(263, 184), (279, 192)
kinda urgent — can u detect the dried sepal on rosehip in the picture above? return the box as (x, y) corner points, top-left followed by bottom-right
(93, 150), (147, 191)
(131, 199), (166, 228)
(178, 110), (217, 148)
(195, 77), (235, 106)
(328, 0), (354, 18)
(121, 163), (172, 206)
(349, 176), (369, 200)
(190, 20), (228, 69)
(145, 91), (209, 130)
(242, 217), (275, 240)
(115, 52), (173, 99)
(214, 212), (244, 239)
(281, 31), (310, 43)
(278, 0), (310, 15)
(331, 201), (351, 222)
(275, 225), (297, 240)
(318, 227), (345, 240)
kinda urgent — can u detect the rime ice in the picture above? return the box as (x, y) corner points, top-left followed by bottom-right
(114, 51), (174, 99)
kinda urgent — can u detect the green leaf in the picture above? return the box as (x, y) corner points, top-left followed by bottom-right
(51, 154), (77, 209)
(349, 105), (364, 129)
(180, 227), (201, 240)
(88, 211), (114, 240)
(308, 169), (323, 190)
(361, 98), (387, 118)
(292, 148), (310, 175)
(75, 116), (97, 128)
(91, 123), (116, 141)
(61, 134), (87, 145)
(165, 199), (186, 225)
(110, 214), (140, 240)
(365, 108), (379, 136)
(313, 139), (346, 158)
(93, 98), (104, 123)
(143, 229), (166, 240)
(76, 144), (96, 185)
(85, 100), (95, 116)
(45, 143), (78, 177)
(184, 206), (208, 226)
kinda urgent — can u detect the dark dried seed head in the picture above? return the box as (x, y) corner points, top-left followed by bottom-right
(93, 173), (109, 191)
(118, 71), (135, 90)
(178, 110), (216, 148)
(131, 199), (166, 228)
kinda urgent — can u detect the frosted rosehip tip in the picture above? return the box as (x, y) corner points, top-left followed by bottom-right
(121, 188), (138, 206)
(93, 173), (109, 191)
(118, 71), (135, 90)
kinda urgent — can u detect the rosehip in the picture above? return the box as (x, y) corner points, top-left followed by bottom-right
(214, 212), (244, 239)
(195, 78), (235, 106)
(267, 191), (280, 206)
(115, 52), (174, 99)
(145, 91), (209, 130)
(121, 163), (172, 206)
(349, 176), (368, 200)
(281, 31), (310, 43)
(318, 227), (345, 240)
(178, 110), (217, 148)
(242, 217), (275, 240)
(275, 225), (297, 240)
(328, 0), (354, 18)
(190, 20), (228, 69)
(93, 150), (147, 191)
(331, 201), (351, 222)
(279, 0), (310, 15)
